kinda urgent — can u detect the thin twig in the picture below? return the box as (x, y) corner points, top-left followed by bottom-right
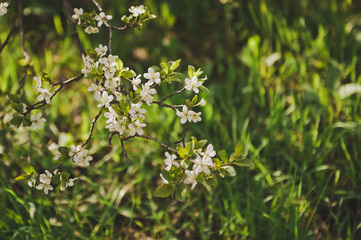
(174, 124), (186, 147)
(27, 74), (84, 112)
(62, 0), (85, 57)
(121, 140), (130, 164)
(122, 134), (177, 153)
(158, 88), (186, 102)
(81, 108), (103, 147)
(0, 0), (18, 54)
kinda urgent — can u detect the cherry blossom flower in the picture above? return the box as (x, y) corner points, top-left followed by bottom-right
(73, 149), (93, 166)
(128, 119), (146, 136)
(193, 155), (210, 175)
(65, 177), (78, 188)
(30, 113), (46, 129)
(129, 102), (146, 120)
(48, 143), (61, 160)
(185, 75), (202, 93)
(95, 91), (114, 108)
(72, 8), (83, 25)
(198, 98), (206, 106)
(95, 44), (108, 57)
(0, 2), (9, 16)
(85, 26), (99, 34)
(36, 170), (53, 194)
(184, 170), (197, 190)
(87, 83), (104, 95)
(69, 145), (81, 157)
(104, 107), (118, 124)
(82, 55), (94, 74)
(104, 75), (120, 89)
(37, 88), (52, 104)
(164, 152), (179, 171)
(105, 119), (124, 134)
(189, 111), (202, 123)
(33, 76), (42, 89)
(94, 12), (112, 27)
(201, 144), (216, 165)
(129, 5), (145, 17)
(144, 67), (161, 85)
(21, 103), (27, 114)
(176, 106), (193, 124)
(160, 173), (169, 184)
(131, 74), (142, 90)
(140, 83), (156, 105)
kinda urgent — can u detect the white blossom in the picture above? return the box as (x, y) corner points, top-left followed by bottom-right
(198, 98), (206, 106)
(82, 55), (94, 74)
(104, 75), (120, 89)
(144, 67), (161, 85)
(87, 83), (104, 95)
(140, 83), (156, 106)
(131, 74), (142, 90)
(164, 152), (179, 171)
(184, 170), (197, 190)
(72, 8), (83, 25)
(69, 145), (81, 157)
(0, 2), (9, 16)
(128, 119), (146, 136)
(95, 44), (108, 57)
(65, 177), (78, 188)
(85, 26), (99, 34)
(94, 12), (112, 27)
(37, 88), (52, 104)
(160, 173), (169, 184)
(73, 149), (93, 166)
(189, 111), (202, 123)
(201, 144), (216, 165)
(33, 76), (42, 89)
(176, 105), (193, 124)
(193, 155), (210, 175)
(21, 103), (27, 114)
(95, 91), (114, 108)
(185, 75), (202, 93)
(36, 170), (53, 194)
(30, 113), (46, 129)
(104, 106), (118, 124)
(129, 5), (145, 17)
(129, 102), (146, 120)
(48, 143), (61, 160)
(105, 119), (124, 134)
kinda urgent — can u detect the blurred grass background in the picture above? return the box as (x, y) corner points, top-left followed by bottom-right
(1, 0), (361, 239)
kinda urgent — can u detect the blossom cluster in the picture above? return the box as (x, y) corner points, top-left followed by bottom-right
(72, 5), (156, 35)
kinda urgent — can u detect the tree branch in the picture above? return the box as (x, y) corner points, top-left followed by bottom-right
(62, 0), (85, 57)
(81, 108), (103, 147)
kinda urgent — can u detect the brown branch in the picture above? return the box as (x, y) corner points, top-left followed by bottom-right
(62, 0), (85, 57)
(122, 133), (177, 153)
(0, 0), (18, 54)
(27, 74), (84, 112)
(81, 108), (103, 147)
(158, 88), (186, 102)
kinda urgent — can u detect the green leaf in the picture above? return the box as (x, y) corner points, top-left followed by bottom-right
(205, 175), (218, 187)
(58, 147), (69, 155)
(8, 94), (21, 103)
(177, 147), (189, 159)
(15, 174), (28, 181)
(11, 102), (22, 113)
(188, 65), (196, 78)
(87, 49), (98, 59)
(235, 142), (243, 157)
(222, 165), (237, 177)
(218, 149), (229, 163)
(175, 184), (186, 202)
(169, 59), (181, 71)
(191, 95), (198, 105)
(61, 171), (71, 181)
(115, 58), (123, 72)
(10, 116), (23, 128)
(22, 118), (32, 127)
(232, 159), (254, 168)
(161, 169), (174, 182)
(52, 174), (60, 184)
(160, 62), (169, 75)
(194, 139), (208, 150)
(166, 72), (183, 83)
(121, 70), (135, 79)
(154, 184), (174, 198)
(21, 162), (36, 175)
(213, 158), (222, 168)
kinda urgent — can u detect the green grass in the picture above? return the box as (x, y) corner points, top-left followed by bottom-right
(1, 0), (361, 239)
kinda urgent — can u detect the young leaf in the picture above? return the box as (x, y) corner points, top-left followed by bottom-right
(218, 149), (229, 163)
(15, 174), (29, 181)
(188, 65), (196, 78)
(8, 94), (21, 103)
(232, 159), (254, 168)
(175, 184), (186, 202)
(222, 165), (237, 177)
(154, 184), (174, 198)
(194, 139), (208, 150)
(169, 59), (181, 71)
(23, 118), (32, 127)
(21, 162), (36, 175)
